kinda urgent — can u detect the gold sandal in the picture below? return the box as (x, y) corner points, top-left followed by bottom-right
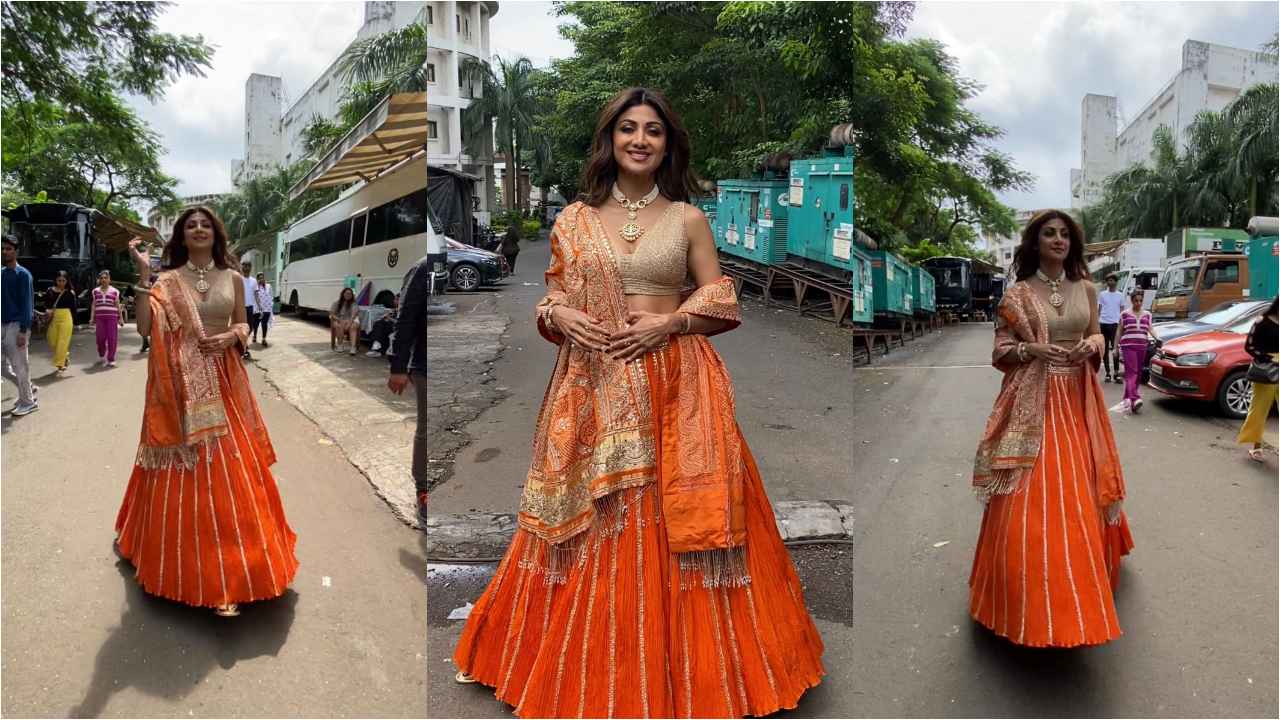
(454, 670), (478, 685)
(214, 603), (240, 617)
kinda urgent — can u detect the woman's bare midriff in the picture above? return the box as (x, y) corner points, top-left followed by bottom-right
(625, 294), (681, 315)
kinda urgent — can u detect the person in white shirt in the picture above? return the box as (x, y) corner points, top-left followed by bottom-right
(241, 263), (258, 359)
(251, 272), (273, 347)
(1097, 274), (1127, 382)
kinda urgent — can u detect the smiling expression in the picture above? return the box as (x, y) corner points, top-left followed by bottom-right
(611, 104), (667, 178)
(1038, 218), (1072, 264)
(183, 211), (216, 253)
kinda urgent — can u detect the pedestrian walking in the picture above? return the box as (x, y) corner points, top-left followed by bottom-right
(90, 270), (124, 367)
(499, 223), (520, 272)
(1237, 296), (1278, 462)
(452, 87), (824, 717)
(44, 271), (77, 372)
(114, 206), (298, 618)
(329, 287), (360, 354)
(241, 263), (257, 359)
(251, 272), (273, 347)
(1097, 274), (1126, 382)
(1, 235), (38, 416)
(387, 263), (429, 523)
(970, 210), (1134, 648)
(1118, 288), (1154, 413)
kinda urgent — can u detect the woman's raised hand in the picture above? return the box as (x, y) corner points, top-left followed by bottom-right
(550, 306), (610, 352)
(128, 238), (152, 281)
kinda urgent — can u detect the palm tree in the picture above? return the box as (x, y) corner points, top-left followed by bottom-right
(460, 55), (541, 213)
(1097, 124), (1188, 238)
(335, 21), (429, 99)
(1226, 83), (1279, 217)
(1182, 109), (1248, 227)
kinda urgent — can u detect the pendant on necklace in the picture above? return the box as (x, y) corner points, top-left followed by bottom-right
(195, 278), (211, 294)
(619, 219), (644, 243)
(1048, 291), (1064, 308)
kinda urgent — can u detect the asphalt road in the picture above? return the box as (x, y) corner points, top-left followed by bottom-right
(848, 322), (1278, 717)
(2, 326), (426, 717)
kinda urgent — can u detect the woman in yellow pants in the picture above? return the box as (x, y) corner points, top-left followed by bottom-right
(1238, 298), (1278, 462)
(44, 272), (78, 372)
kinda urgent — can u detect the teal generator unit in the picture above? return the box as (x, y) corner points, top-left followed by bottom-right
(870, 250), (913, 317)
(786, 145), (855, 274)
(849, 245), (875, 324)
(911, 265), (936, 314)
(714, 178), (790, 265)
(696, 194), (717, 228)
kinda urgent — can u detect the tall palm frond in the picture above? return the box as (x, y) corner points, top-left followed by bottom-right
(336, 22), (430, 95)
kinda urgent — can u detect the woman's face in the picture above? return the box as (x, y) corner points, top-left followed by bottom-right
(183, 212), (216, 254)
(611, 104), (667, 180)
(1037, 218), (1071, 264)
(1131, 291), (1143, 308)
(342, 289), (354, 302)
(256, 274), (265, 285)
(55, 275), (67, 289)
(99, 274), (110, 287)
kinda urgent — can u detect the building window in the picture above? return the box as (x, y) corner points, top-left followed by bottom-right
(464, 17), (471, 38)
(456, 14), (460, 32)
(427, 63), (436, 83)
(426, 6), (433, 24)
(428, 121), (438, 140)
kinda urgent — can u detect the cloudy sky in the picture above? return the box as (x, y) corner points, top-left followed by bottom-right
(123, 2), (365, 212)
(487, 0), (1278, 212)
(128, 1), (1277, 218)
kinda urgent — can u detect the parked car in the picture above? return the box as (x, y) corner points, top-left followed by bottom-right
(1140, 299), (1271, 383)
(445, 237), (508, 291)
(1147, 315), (1259, 418)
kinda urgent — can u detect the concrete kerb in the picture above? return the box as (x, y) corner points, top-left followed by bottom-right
(426, 499), (856, 561)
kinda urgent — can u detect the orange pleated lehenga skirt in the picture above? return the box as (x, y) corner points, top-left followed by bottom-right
(114, 353), (298, 608)
(453, 349), (825, 718)
(969, 364), (1135, 647)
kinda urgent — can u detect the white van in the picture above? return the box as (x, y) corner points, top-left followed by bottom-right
(1111, 266), (1163, 311)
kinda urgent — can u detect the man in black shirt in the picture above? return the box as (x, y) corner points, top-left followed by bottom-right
(387, 255), (431, 523)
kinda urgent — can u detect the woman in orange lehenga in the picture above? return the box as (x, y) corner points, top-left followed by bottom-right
(114, 206), (298, 618)
(969, 210), (1135, 647)
(452, 88), (824, 717)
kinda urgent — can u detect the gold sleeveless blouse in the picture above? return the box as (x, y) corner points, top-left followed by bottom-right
(1046, 280), (1091, 345)
(616, 202), (688, 296)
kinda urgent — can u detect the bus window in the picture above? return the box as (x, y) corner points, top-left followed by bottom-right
(350, 214), (368, 248)
(366, 204), (387, 245)
(384, 189), (428, 241)
(18, 225), (77, 259)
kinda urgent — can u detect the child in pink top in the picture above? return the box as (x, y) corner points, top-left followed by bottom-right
(1118, 288), (1154, 412)
(90, 270), (124, 366)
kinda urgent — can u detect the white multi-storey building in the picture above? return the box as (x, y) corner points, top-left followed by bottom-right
(146, 193), (231, 241)
(1071, 39), (1278, 209)
(426, 1), (499, 213)
(981, 209), (1038, 272)
(235, 1), (499, 212)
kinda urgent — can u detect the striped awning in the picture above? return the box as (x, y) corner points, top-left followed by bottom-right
(288, 91), (428, 199)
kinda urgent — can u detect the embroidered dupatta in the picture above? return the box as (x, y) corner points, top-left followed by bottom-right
(972, 282), (1125, 511)
(522, 202), (745, 555)
(135, 272), (253, 470)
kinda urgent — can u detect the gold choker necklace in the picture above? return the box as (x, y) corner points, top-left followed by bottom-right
(612, 183), (660, 243)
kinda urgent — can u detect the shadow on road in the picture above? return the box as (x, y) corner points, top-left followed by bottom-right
(69, 560), (299, 718)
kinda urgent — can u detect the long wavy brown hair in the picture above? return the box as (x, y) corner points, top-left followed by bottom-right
(1012, 209), (1089, 282)
(161, 205), (236, 270)
(578, 87), (701, 206)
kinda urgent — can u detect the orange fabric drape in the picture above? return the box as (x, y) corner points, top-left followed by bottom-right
(453, 340), (824, 718)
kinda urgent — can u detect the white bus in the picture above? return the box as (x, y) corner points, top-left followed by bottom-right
(279, 153), (426, 314)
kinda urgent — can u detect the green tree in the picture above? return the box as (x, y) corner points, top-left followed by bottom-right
(529, 1), (1027, 249)
(1226, 83), (1279, 217)
(1, 1), (212, 215)
(461, 55), (542, 212)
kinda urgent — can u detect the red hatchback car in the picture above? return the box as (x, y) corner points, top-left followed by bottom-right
(1147, 315), (1258, 418)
